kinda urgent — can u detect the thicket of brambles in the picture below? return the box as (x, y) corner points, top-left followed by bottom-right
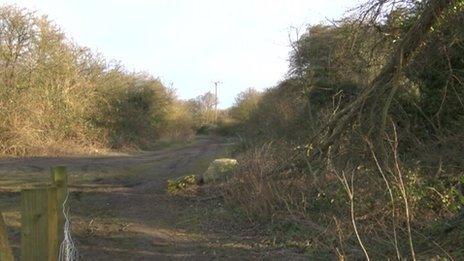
(0, 5), (201, 155)
(226, 0), (464, 259)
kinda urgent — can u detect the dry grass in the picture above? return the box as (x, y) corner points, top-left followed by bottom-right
(220, 134), (464, 259)
(219, 2), (464, 259)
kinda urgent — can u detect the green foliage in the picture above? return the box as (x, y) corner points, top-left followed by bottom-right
(229, 88), (262, 123)
(403, 169), (464, 214)
(406, 4), (464, 132)
(167, 175), (198, 194)
(290, 22), (387, 86)
(161, 100), (196, 140)
(239, 78), (310, 141)
(91, 73), (173, 148)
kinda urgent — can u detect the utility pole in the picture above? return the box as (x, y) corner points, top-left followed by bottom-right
(213, 81), (221, 124)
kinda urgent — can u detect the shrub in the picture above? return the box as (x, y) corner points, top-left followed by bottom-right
(167, 175), (199, 194)
(0, 5), (193, 155)
(229, 88), (262, 123)
(221, 1), (464, 258)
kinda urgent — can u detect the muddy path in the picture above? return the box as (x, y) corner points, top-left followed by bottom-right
(0, 136), (308, 260)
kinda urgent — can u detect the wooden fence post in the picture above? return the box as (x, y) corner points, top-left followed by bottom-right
(0, 212), (13, 261)
(21, 187), (59, 261)
(50, 166), (68, 245)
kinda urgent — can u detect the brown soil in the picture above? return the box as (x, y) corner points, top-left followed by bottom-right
(0, 136), (309, 260)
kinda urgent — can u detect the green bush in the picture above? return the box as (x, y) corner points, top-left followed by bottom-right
(167, 175), (199, 194)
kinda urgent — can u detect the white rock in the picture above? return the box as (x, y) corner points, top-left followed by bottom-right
(202, 158), (238, 183)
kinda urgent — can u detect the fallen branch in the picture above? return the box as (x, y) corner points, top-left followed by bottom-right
(310, 0), (456, 156)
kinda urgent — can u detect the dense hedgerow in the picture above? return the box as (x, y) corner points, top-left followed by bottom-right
(225, 1), (464, 259)
(0, 5), (195, 155)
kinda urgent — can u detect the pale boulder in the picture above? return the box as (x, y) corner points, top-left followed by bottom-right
(202, 158), (238, 183)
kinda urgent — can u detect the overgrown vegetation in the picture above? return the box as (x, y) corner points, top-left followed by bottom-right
(167, 175), (199, 194)
(0, 5), (198, 155)
(224, 0), (464, 259)
(2, 1), (464, 259)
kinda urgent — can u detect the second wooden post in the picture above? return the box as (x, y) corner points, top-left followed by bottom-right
(50, 166), (68, 245)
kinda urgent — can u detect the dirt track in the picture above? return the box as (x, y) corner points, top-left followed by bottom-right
(0, 136), (308, 260)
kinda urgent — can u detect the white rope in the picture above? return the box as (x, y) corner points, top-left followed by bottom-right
(58, 193), (79, 261)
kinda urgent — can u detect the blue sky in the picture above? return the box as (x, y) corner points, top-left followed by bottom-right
(2, 0), (360, 108)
